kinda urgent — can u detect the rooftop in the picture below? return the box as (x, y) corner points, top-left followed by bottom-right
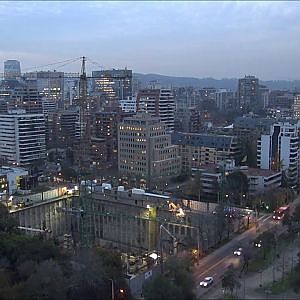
(171, 132), (235, 149)
(240, 167), (281, 177)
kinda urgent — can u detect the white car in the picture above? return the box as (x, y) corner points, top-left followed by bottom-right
(233, 248), (243, 256)
(200, 276), (214, 287)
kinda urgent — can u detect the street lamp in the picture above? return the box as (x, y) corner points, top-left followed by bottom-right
(110, 279), (114, 300)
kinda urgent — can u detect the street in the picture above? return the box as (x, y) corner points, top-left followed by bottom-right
(194, 214), (276, 299)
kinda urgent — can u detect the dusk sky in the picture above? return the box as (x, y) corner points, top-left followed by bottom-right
(1, 1), (300, 80)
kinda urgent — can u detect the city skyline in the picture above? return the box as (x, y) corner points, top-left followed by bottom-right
(1, 1), (300, 80)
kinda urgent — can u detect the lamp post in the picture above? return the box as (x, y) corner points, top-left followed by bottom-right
(110, 279), (115, 300)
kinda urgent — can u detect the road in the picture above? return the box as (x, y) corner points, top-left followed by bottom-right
(194, 213), (277, 299)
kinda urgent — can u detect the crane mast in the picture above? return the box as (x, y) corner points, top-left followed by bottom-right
(77, 56), (91, 169)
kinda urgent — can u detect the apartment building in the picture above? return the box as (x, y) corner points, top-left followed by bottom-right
(171, 132), (240, 173)
(257, 120), (300, 186)
(0, 109), (46, 167)
(137, 89), (175, 132)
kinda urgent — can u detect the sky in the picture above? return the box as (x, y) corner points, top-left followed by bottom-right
(1, 1), (300, 80)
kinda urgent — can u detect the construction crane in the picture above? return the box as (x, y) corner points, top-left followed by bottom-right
(76, 56), (92, 170)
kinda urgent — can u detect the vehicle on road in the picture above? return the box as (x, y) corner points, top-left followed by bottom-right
(272, 205), (290, 221)
(254, 240), (262, 248)
(199, 276), (214, 287)
(233, 247), (243, 256)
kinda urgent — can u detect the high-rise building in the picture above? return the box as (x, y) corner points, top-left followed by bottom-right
(216, 90), (235, 111)
(0, 110), (46, 167)
(119, 96), (136, 112)
(0, 79), (43, 114)
(118, 112), (181, 185)
(292, 94), (300, 119)
(238, 75), (259, 111)
(174, 107), (200, 133)
(258, 85), (269, 109)
(257, 120), (300, 186)
(91, 69), (132, 103)
(93, 110), (134, 169)
(60, 107), (81, 147)
(23, 71), (64, 108)
(4, 60), (21, 80)
(137, 88), (175, 132)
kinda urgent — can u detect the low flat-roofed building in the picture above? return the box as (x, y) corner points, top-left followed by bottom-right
(239, 167), (282, 194)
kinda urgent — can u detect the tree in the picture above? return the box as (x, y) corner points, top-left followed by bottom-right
(255, 231), (275, 260)
(96, 247), (123, 279)
(21, 259), (67, 300)
(224, 171), (248, 205)
(143, 256), (196, 300)
(222, 268), (241, 295)
(61, 166), (77, 181)
(143, 274), (183, 300)
(0, 203), (17, 233)
(215, 204), (226, 243)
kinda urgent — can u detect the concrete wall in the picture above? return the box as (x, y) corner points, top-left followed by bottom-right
(11, 196), (73, 236)
(12, 187), (64, 205)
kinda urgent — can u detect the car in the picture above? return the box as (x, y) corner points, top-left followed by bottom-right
(254, 240), (262, 248)
(199, 276), (214, 287)
(233, 248), (243, 256)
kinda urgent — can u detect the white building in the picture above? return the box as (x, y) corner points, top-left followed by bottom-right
(257, 120), (300, 185)
(137, 88), (175, 132)
(0, 109), (46, 166)
(239, 167), (281, 194)
(0, 166), (28, 196)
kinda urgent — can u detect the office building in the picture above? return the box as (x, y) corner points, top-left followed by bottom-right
(0, 110), (46, 167)
(0, 79), (43, 114)
(4, 60), (21, 80)
(118, 112), (181, 186)
(92, 69), (132, 101)
(137, 88), (175, 131)
(23, 71), (64, 108)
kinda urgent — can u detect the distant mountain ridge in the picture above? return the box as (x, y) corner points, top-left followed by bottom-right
(134, 73), (300, 91)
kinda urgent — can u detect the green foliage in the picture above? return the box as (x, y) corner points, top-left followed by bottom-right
(143, 255), (196, 300)
(0, 203), (18, 233)
(224, 171), (248, 205)
(0, 203), (127, 300)
(143, 274), (183, 300)
(61, 166), (78, 181)
(96, 247), (123, 279)
(222, 268), (241, 294)
(183, 174), (201, 199)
